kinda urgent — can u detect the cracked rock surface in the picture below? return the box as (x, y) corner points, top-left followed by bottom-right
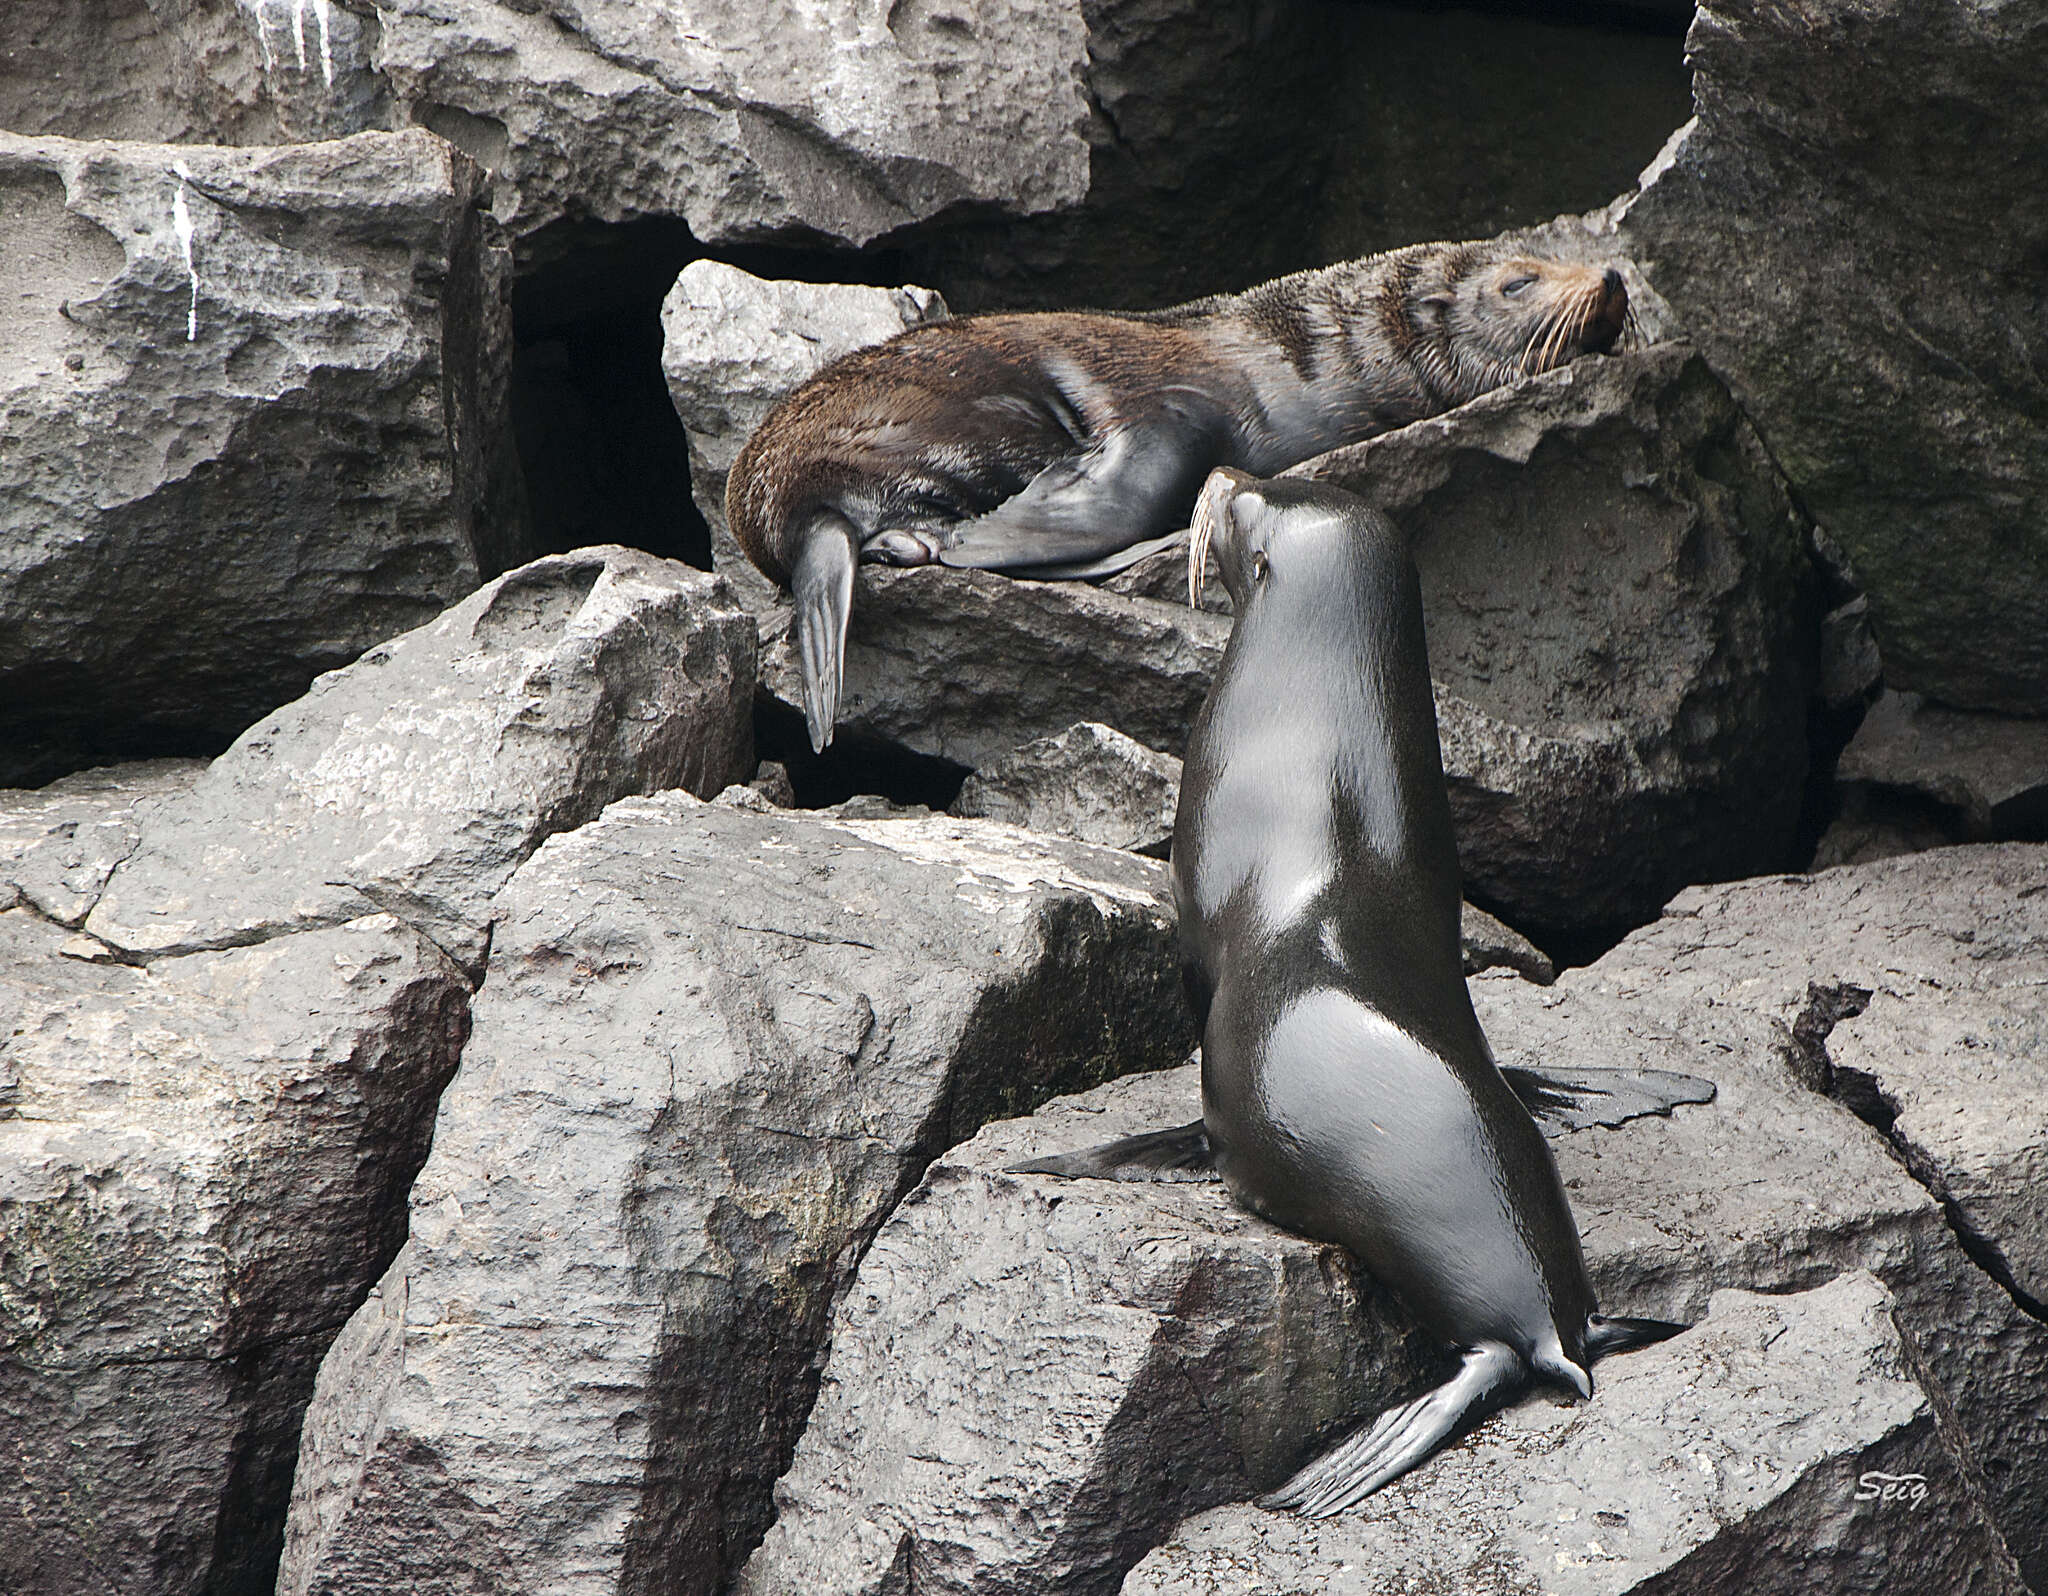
(953, 721), (1181, 858)
(0, 908), (469, 1596)
(276, 798), (1194, 1596)
(1125, 1273), (2025, 1596)
(0, 759), (205, 926)
(84, 547), (755, 975)
(0, 129), (527, 785)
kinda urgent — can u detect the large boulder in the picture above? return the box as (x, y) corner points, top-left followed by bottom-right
(0, 908), (470, 1596)
(1126, 1274), (2025, 1596)
(1830, 691), (2048, 848)
(738, 845), (2048, 1592)
(0, 129), (529, 786)
(1296, 341), (1817, 932)
(275, 799), (1194, 1596)
(1618, 0), (2048, 717)
(952, 721), (1181, 858)
(84, 547), (755, 976)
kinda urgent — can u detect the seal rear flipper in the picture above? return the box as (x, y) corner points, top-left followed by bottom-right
(790, 512), (862, 754)
(1005, 1119), (1218, 1182)
(1500, 1063), (1717, 1133)
(1585, 1313), (1687, 1359)
(1262, 1342), (1525, 1518)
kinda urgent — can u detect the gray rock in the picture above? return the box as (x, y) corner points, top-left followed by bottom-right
(0, 0), (388, 144)
(1124, 1274), (2025, 1596)
(1461, 900), (1555, 985)
(1821, 595), (1884, 718)
(954, 722), (1181, 858)
(739, 847), (2048, 1592)
(1833, 692), (2048, 843)
(0, 129), (528, 785)
(371, 0), (1091, 251)
(0, 908), (469, 1596)
(84, 547), (754, 975)
(660, 261), (949, 616)
(1295, 342), (1817, 931)
(0, 759), (205, 926)
(276, 799), (1195, 1596)
(1618, 0), (2048, 717)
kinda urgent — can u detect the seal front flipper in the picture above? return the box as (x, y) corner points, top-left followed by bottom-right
(790, 511), (861, 753)
(1501, 1063), (1717, 1133)
(1006, 528), (1191, 583)
(936, 422), (1209, 570)
(1006, 1119), (1218, 1182)
(1262, 1342), (1526, 1518)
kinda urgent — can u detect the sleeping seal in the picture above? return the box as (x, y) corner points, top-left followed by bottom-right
(1013, 469), (1711, 1515)
(726, 240), (1630, 751)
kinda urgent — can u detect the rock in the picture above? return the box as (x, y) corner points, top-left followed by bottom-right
(738, 846), (2048, 1592)
(1461, 901), (1555, 984)
(1834, 691), (2048, 843)
(0, 129), (528, 786)
(370, 0), (1091, 252)
(0, 908), (470, 1596)
(1101, 539), (1232, 614)
(1618, 0), (2048, 717)
(1820, 595), (1884, 718)
(275, 799), (1194, 1596)
(0, 0), (388, 144)
(660, 261), (949, 616)
(83, 547), (754, 976)
(0, 759), (205, 926)
(1296, 341), (1817, 932)
(954, 722), (1181, 858)
(1125, 1274), (2025, 1596)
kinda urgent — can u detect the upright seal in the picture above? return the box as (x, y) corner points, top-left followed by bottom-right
(727, 241), (1630, 750)
(1016, 469), (1711, 1515)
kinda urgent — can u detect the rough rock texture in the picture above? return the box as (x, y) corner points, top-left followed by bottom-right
(1125, 1274), (2025, 1596)
(1461, 900), (1555, 985)
(660, 261), (949, 615)
(0, 0), (388, 145)
(0, 908), (469, 1596)
(275, 799), (1195, 1596)
(0, 759), (205, 925)
(0, 129), (527, 785)
(738, 846), (2048, 1593)
(84, 547), (754, 975)
(953, 722), (1180, 858)
(1834, 692), (2048, 844)
(1297, 342), (1817, 932)
(370, 0), (1090, 251)
(1619, 0), (2048, 716)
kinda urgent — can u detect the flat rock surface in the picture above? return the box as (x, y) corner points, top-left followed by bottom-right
(1619, 0), (2048, 716)
(1835, 692), (2048, 841)
(276, 799), (1194, 1596)
(84, 547), (755, 974)
(0, 759), (205, 926)
(1124, 1274), (2024, 1596)
(0, 909), (469, 1596)
(0, 129), (527, 785)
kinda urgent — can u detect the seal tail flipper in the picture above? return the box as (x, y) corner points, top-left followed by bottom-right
(1499, 1063), (1717, 1133)
(1005, 1119), (1218, 1182)
(1262, 1342), (1525, 1518)
(789, 512), (862, 754)
(1585, 1313), (1687, 1360)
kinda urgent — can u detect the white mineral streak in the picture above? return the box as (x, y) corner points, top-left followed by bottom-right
(292, 0), (308, 71)
(252, 0), (277, 72)
(172, 164), (199, 343)
(313, 0), (334, 84)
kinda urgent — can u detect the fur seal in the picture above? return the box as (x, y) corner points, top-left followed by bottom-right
(1014, 469), (1711, 1515)
(727, 241), (1631, 751)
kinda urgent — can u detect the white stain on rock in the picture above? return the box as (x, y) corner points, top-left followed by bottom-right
(172, 163), (199, 343)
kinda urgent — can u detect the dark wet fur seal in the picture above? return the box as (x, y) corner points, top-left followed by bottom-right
(1013, 470), (1712, 1515)
(727, 241), (1630, 751)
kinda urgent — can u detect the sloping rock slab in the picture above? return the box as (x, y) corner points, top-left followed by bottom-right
(372, 0), (1090, 250)
(0, 129), (528, 785)
(85, 547), (755, 974)
(275, 799), (1194, 1596)
(1125, 1274), (2025, 1596)
(1834, 692), (2048, 842)
(1461, 900), (1555, 984)
(1296, 342), (1816, 930)
(0, 759), (205, 926)
(0, 909), (469, 1596)
(1618, 0), (2048, 716)
(954, 721), (1181, 858)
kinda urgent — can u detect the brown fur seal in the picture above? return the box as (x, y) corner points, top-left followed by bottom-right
(1014, 469), (1711, 1515)
(726, 241), (1630, 751)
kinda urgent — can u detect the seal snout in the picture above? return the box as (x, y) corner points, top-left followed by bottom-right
(1583, 266), (1631, 357)
(1188, 466), (1257, 610)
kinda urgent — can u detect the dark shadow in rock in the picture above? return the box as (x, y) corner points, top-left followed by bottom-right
(757, 701), (969, 813)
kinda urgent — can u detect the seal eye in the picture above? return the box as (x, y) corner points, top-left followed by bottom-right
(1251, 551), (1270, 582)
(1502, 275), (1537, 297)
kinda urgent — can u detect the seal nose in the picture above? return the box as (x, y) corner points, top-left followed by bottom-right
(1602, 267), (1624, 298)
